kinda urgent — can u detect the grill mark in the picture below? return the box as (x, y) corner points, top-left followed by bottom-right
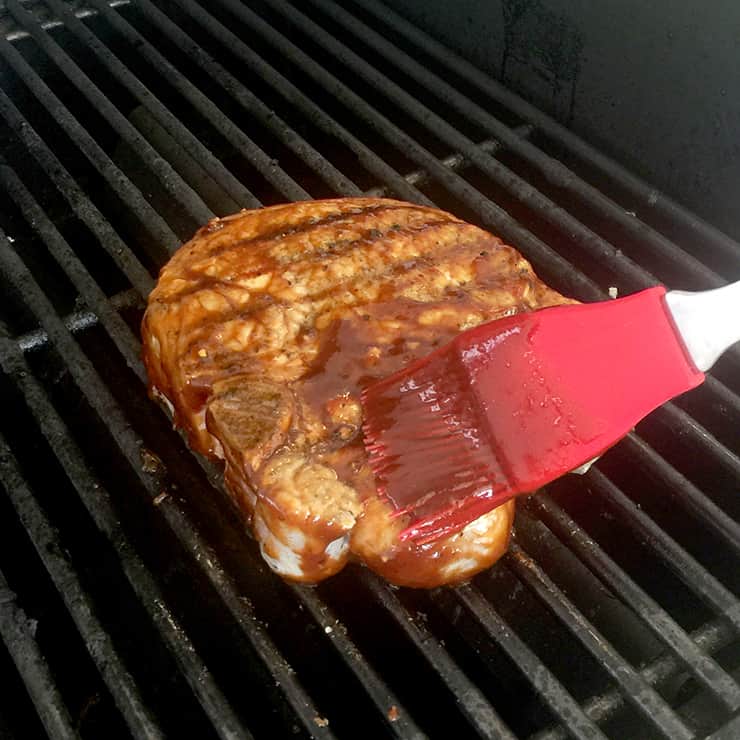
(271, 219), (479, 301)
(155, 221), (456, 372)
(200, 205), (444, 278)
(186, 220), (462, 333)
(156, 274), (256, 307)
(182, 222), (508, 358)
(195, 203), (430, 263)
(279, 216), (452, 273)
(176, 224), (508, 356)
(299, 224), (502, 304)
(305, 231), (506, 310)
(148, 215), (541, 407)
(161, 227), (440, 342)
(155, 207), (437, 306)
(155, 216), (453, 308)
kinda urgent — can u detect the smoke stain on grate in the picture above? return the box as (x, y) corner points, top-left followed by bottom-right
(501, 0), (584, 123)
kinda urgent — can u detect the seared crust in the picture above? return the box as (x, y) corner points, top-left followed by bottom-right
(142, 198), (572, 586)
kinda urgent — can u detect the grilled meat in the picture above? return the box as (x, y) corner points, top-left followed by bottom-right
(142, 198), (573, 587)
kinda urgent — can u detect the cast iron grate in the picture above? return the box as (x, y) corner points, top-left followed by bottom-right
(0, 1), (739, 738)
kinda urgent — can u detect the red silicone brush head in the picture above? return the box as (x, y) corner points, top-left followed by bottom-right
(361, 287), (704, 543)
(361, 337), (511, 542)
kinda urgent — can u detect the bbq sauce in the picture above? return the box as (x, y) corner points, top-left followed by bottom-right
(295, 297), (483, 492)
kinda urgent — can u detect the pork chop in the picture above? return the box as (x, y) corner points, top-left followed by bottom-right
(142, 198), (573, 587)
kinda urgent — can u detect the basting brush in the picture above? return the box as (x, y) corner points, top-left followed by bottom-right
(361, 283), (740, 544)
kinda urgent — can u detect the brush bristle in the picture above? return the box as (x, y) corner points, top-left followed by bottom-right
(361, 341), (510, 531)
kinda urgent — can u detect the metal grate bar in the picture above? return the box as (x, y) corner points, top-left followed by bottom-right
(707, 712), (740, 740)
(2, 105), (433, 738)
(6, 133), (526, 356)
(188, 400), (429, 735)
(361, 571), (517, 740)
(7, 0), (213, 225)
(271, 0), (722, 291)
(364, 131), (534, 198)
(0, 335), (253, 740)
(304, 0), (740, 487)
(85, 0), (311, 204)
(170, 0), (432, 207)
(15, 287), (140, 352)
(42, 0), (258, 212)
(3, 0), (130, 42)
(586, 469), (740, 631)
(353, 0), (740, 269)
(23, 2), (740, 728)
(0, 165), (145, 380)
(328, 0), (736, 283)
(7, 4), (740, 572)
(0, 86), (154, 297)
(5, 117), (514, 737)
(534, 616), (738, 740)
(214, 0), (740, 587)
(0, 234), (336, 739)
(652, 401), (740, 478)
(134, 0), (361, 199)
(504, 544), (694, 739)
(290, 585), (424, 739)
(520, 501), (740, 710)
(271, 0), (740, 409)
(238, 0), (740, 429)
(0, 3), (736, 736)
(212, 0), (603, 303)
(0, 567), (77, 739)
(33, 11), (728, 728)
(622, 434), (740, 557)
(705, 375), (740, 422)
(0, 34), (180, 251)
(450, 583), (608, 740)
(0, 430), (164, 739)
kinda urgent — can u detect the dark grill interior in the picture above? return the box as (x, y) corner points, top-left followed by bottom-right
(1, 1), (739, 738)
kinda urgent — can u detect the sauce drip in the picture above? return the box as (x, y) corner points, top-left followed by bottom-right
(295, 297), (487, 491)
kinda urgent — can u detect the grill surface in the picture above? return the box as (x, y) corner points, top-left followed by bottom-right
(0, 1), (739, 738)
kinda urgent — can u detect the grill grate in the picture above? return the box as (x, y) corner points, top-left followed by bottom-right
(0, 1), (739, 737)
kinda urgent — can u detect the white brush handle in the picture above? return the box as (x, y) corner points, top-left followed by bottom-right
(665, 280), (740, 372)
(572, 280), (740, 478)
